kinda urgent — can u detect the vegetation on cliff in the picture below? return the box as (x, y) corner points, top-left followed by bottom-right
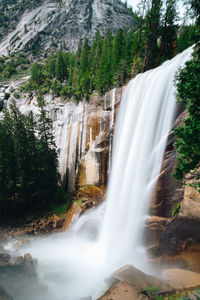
(174, 0), (200, 191)
(20, 20), (195, 101)
(0, 0), (196, 99)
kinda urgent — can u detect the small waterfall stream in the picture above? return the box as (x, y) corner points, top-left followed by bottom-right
(8, 47), (192, 300)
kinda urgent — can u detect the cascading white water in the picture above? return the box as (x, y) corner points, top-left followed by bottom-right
(6, 47), (193, 300)
(98, 46), (192, 264)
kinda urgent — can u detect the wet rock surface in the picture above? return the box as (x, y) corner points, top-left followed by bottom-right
(151, 110), (187, 218)
(149, 109), (200, 271)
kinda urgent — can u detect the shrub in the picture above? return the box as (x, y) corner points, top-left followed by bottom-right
(54, 186), (69, 205)
(4, 93), (10, 100)
(13, 92), (20, 99)
(172, 203), (181, 217)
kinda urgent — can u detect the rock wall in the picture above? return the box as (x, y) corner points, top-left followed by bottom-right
(149, 109), (200, 272)
(0, 0), (136, 56)
(1, 79), (125, 193)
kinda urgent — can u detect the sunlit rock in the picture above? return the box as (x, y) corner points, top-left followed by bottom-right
(163, 268), (200, 290)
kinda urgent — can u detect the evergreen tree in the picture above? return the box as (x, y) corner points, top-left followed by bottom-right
(177, 24), (196, 53)
(52, 79), (62, 96)
(37, 95), (58, 203)
(47, 57), (56, 78)
(143, 0), (162, 71)
(78, 38), (91, 98)
(0, 100), (60, 219)
(31, 62), (43, 84)
(95, 30), (113, 93)
(55, 51), (66, 81)
(112, 29), (125, 73)
(157, 0), (177, 64)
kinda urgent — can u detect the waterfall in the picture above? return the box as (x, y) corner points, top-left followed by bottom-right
(12, 47), (192, 300)
(99, 46), (193, 264)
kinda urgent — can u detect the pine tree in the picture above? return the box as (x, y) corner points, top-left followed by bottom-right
(47, 57), (56, 78)
(37, 95), (58, 203)
(31, 62), (43, 84)
(78, 38), (91, 98)
(55, 51), (66, 81)
(143, 0), (162, 71)
(157, 0), (177, 64)
(112, 29), (125, 73)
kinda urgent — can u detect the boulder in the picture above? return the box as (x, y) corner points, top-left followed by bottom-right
(108, 265), (173, 292)
(159, 217), (200, 271)
(0, 252), (10, 267)
(12, 238), (31, 250)
(162, 268), (200, 290)
(99, 281), (148, 300)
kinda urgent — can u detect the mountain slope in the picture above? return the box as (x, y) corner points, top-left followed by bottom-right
(0, 0), (136, 56)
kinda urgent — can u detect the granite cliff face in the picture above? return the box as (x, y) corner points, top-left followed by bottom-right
(0, 0), (135, 56)
(1, 78), (124, 194)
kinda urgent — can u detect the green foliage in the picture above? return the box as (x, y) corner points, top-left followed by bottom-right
(52, 203), (68, 216)
(172, 203), (181, 217)
(23, 28), (143, 99)
(13, 92), (20, 99)
(177, 25), (196, 53)
(0, 52), (30, 81)
(0, 100), (61, 219)
(52, 79), (62, 96)
(31, 62), (43, 84)
(55, 51), (66, 81)
(145, 286), (161, 293)
(54, 186), (69, 205)
(143, 0), (162, 71)
(173, 0), (200, 194)
(158, 0), (178, 64)
(173, 44), (200, 191)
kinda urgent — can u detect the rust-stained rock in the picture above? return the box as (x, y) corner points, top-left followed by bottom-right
(62, 202), (82, 231)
